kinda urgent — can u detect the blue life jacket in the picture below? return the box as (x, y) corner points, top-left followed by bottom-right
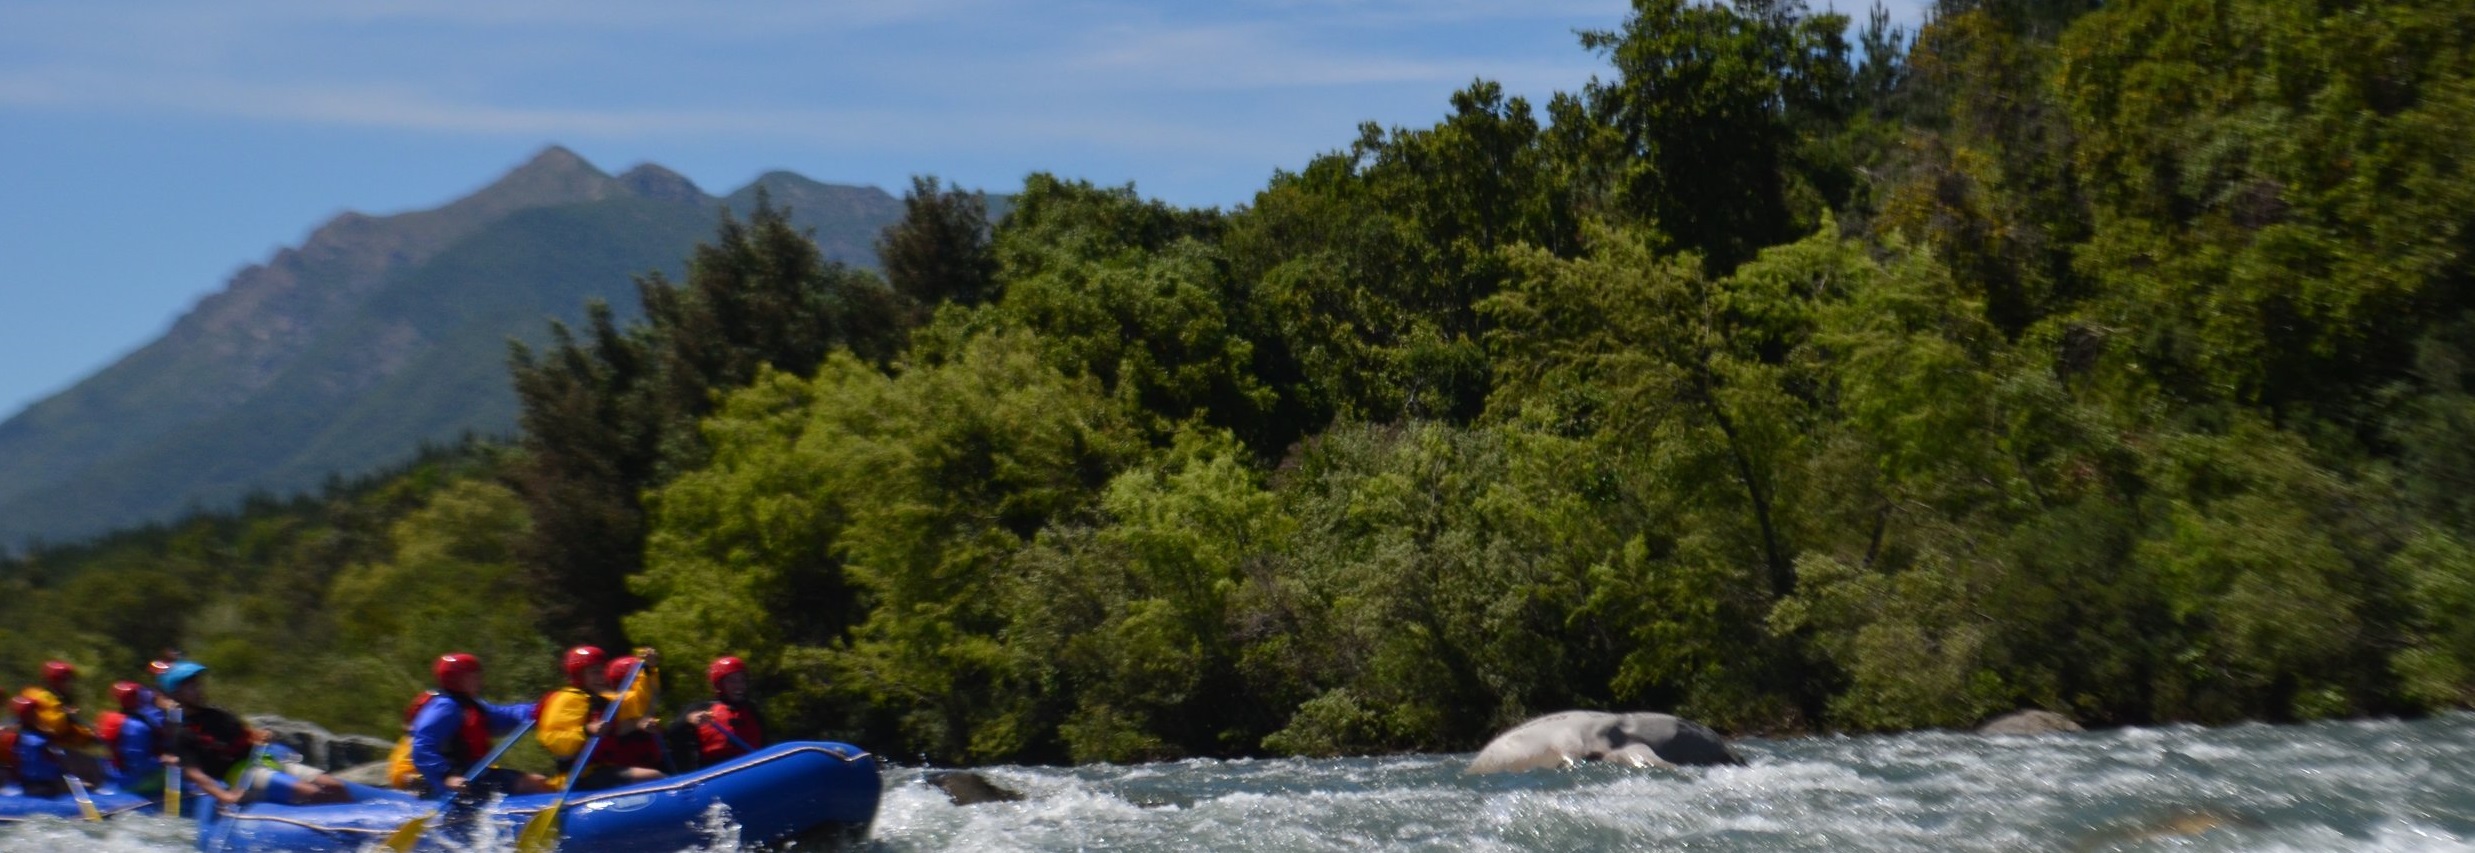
(13, 729), (64, 786)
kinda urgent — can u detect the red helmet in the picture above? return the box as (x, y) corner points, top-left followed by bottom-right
(111, 681), (145, 712)
(40, 660), (76, 689)
(708, 657), (747, 691)
(8, 695), (35, 726)
(563, 646), (609, 686)
(604, 656), (643, 687)
(433, 653), (482, 688)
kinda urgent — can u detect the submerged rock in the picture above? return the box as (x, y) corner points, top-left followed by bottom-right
(1979, 710), (2084, 736)
(2072, 806), (2260, 849)
(926, 770), (1024, 805)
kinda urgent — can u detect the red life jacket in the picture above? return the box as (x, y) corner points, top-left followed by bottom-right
(0, 727), (17, 771)
(695, 700), (765, 764)
(404, 690), (493, 770)
(95, 711), (129, 772)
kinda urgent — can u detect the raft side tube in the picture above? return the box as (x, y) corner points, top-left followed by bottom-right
(199, 741), (881, 852)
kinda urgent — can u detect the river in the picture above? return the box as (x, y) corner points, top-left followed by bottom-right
(11, 712), (2475, 851)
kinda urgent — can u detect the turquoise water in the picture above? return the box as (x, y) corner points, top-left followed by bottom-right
(11, 713), (2475, 850)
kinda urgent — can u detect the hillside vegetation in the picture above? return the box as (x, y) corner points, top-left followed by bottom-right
(7, 0), (2475, 764)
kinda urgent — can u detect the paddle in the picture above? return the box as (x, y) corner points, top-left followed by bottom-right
(515, 658), (646, 853)
(702, 718), (757, 755)
(164, 705), (182, 816)
(45, 745), (102, 821)
(378, 717), (537, 853)
(204, 743), (269, 851)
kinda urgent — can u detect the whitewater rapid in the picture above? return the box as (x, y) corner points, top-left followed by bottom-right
(10, 713), (2475, 851)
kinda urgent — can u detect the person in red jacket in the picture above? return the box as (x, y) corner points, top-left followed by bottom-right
(682, 657), (765, 768)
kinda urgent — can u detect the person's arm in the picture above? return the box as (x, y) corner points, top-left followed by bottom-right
(168, 728), (239, 805)
(483, 697), (537, 729)
(615, 663), (661, 734)
(185, 763), (240, 805)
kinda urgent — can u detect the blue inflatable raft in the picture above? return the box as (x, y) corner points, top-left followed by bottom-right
(0, 782), (160, 822)
(194, 741), (880, 852)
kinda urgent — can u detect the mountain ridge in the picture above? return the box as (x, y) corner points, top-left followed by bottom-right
(0, 147), (913, 547)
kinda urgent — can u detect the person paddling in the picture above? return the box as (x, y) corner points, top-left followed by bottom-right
(18, 660), (105, 784)
(537, 648), (665, 791)
(96, 680), (169, 798)
(680, 656), (765, 768)
(160, 661), (353, 806)
(405, 653), (548, 799)
(8, 696), (72, 798)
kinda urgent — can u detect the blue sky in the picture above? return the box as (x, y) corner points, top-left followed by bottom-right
(0, 0), (1927, 419)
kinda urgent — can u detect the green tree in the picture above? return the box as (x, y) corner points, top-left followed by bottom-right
(1578, 0), (1856, 271)
(878, 175), (998, 309)
(509, 198), (908, 646)
(629, 332), (1144, 760)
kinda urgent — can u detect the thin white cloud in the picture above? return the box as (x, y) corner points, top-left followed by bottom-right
(0, 68), (1266, 158)
(5, 0), (979, 38)
(0, 0), (1616, 155)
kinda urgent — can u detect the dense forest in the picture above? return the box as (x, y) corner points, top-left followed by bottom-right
(7, 0), (2475, 766)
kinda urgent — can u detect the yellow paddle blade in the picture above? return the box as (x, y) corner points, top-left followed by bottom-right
(378, 814), (432, 852)
(66, 776), (101, 822)
(514, 803), (563, 853)
(165, 777), (180, 819)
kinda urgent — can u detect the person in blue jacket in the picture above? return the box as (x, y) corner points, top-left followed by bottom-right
(99, 680), (169, 796)
(409, 652), (549, 799)
(8, 695), (69, 798)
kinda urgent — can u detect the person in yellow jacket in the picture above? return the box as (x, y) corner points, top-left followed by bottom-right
(536, 646), (666, 791)
(17, 660), (104, 784)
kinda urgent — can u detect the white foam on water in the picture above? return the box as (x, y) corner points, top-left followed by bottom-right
(20, 714), (2475, 851)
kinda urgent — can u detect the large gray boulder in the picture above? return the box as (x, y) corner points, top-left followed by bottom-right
(331, 761), (394, 787)
(246, 715), (397, 771)
(1467, 711), (1744, 774)
(1978, 710), (2083, 736)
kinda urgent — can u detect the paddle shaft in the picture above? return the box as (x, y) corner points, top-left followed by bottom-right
(448, 716), (536, 798)
(205, 743), (270, 850)
(165, 705), (183, 815)
(703, 718), (758, 755)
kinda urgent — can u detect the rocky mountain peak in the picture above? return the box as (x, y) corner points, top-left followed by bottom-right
(447, 145), (625, 221)
(618, 163), (707, 203)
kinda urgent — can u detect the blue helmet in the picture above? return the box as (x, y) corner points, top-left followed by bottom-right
(158, 660), (208, 693)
